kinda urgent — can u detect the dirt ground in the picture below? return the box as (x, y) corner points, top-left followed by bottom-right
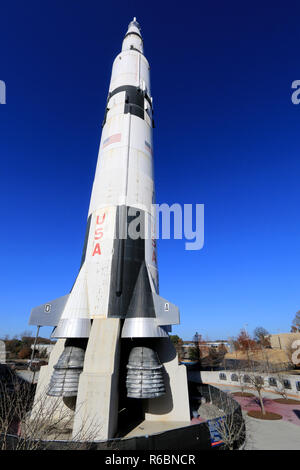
(225, 348), (290, 364)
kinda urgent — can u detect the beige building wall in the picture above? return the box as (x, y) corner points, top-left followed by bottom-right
(269, 333), (300, 350)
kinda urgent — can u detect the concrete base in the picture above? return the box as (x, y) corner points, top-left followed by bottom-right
(124, 419), (191, 438)
(72, 318), (121, 441)
(30, 325), (189, 440)
(144, 338), (190, 422)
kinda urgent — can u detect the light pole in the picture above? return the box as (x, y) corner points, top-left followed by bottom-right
(28, 325), (40, 370)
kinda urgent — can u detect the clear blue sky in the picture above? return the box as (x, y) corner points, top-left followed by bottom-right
(1, 0), (300, 341)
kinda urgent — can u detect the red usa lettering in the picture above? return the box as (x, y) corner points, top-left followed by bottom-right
(92, 212), (106, 256)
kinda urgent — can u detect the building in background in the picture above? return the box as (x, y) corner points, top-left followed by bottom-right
(268, 333), (300, 351)
(181, 340), (231, 360)
(31, 343), (54, 357)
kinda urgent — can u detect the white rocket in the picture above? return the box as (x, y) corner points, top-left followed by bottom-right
(29, 19), (180, 398)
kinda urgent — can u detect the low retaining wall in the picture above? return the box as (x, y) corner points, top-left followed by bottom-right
(189, 370), (300, 398)
(0, 385), (245, 450)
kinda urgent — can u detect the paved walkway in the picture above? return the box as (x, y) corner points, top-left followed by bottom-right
(124, 420), (192, 438)
(234, 395), (300, 425)
(243, 412), (300, 450)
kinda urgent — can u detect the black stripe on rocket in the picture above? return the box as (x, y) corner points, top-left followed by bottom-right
(108, 205), (155, 319)
(79, 214), (92, 269)
(102, 85), (154, 128)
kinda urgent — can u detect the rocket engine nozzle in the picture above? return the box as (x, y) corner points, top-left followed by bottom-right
(47, 339), (87, 398)
(126, 346), (166, 399)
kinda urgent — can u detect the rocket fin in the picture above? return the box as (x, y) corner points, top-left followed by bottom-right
(152, 293), (180, 326)
(51, 267), (91, 338)
(28, 294), (69, 327)
(144, 263), (179, 326)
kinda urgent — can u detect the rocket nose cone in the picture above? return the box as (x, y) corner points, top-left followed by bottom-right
(122, 17), (143, 53)
(126, 17), (142, 36)
(130, 17), (141, 29)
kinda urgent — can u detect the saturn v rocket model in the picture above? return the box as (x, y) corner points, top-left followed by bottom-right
(29, 19), (189, 436)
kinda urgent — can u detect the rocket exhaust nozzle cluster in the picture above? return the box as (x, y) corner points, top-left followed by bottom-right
(47, 339), (86, 398)
(126, 347), (166, 399)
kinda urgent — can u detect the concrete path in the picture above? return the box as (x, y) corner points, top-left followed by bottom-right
(243, 412), (300, 450)
(124, 420), (192, 438)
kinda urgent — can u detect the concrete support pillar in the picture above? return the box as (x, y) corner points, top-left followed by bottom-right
(30, 339), (74, 423)
(72, 318), (121, 441)
(144, 339), (190, 423)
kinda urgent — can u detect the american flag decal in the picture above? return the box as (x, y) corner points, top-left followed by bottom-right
(145, 140), (152, 154)
(103, 133), (122, 148)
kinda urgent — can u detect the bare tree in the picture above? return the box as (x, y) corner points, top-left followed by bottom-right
(246, 373), (266, 415)
(0, 374), (103, 450)
(212, 413), (246, 450)
(169, 335), (184, 361)
(236, 370), (249, 396)
(236, 356), (270, 416)
(230, 350), (250, 395)
(188, 332), (201, 362)
(204, 392), (248, 450)
(253, 327), (270, 348)
(292, 311), (300, 332)
(273, 373), (289, 401)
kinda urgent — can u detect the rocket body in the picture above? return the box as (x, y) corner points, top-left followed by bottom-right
(29, 19), (179, 342)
